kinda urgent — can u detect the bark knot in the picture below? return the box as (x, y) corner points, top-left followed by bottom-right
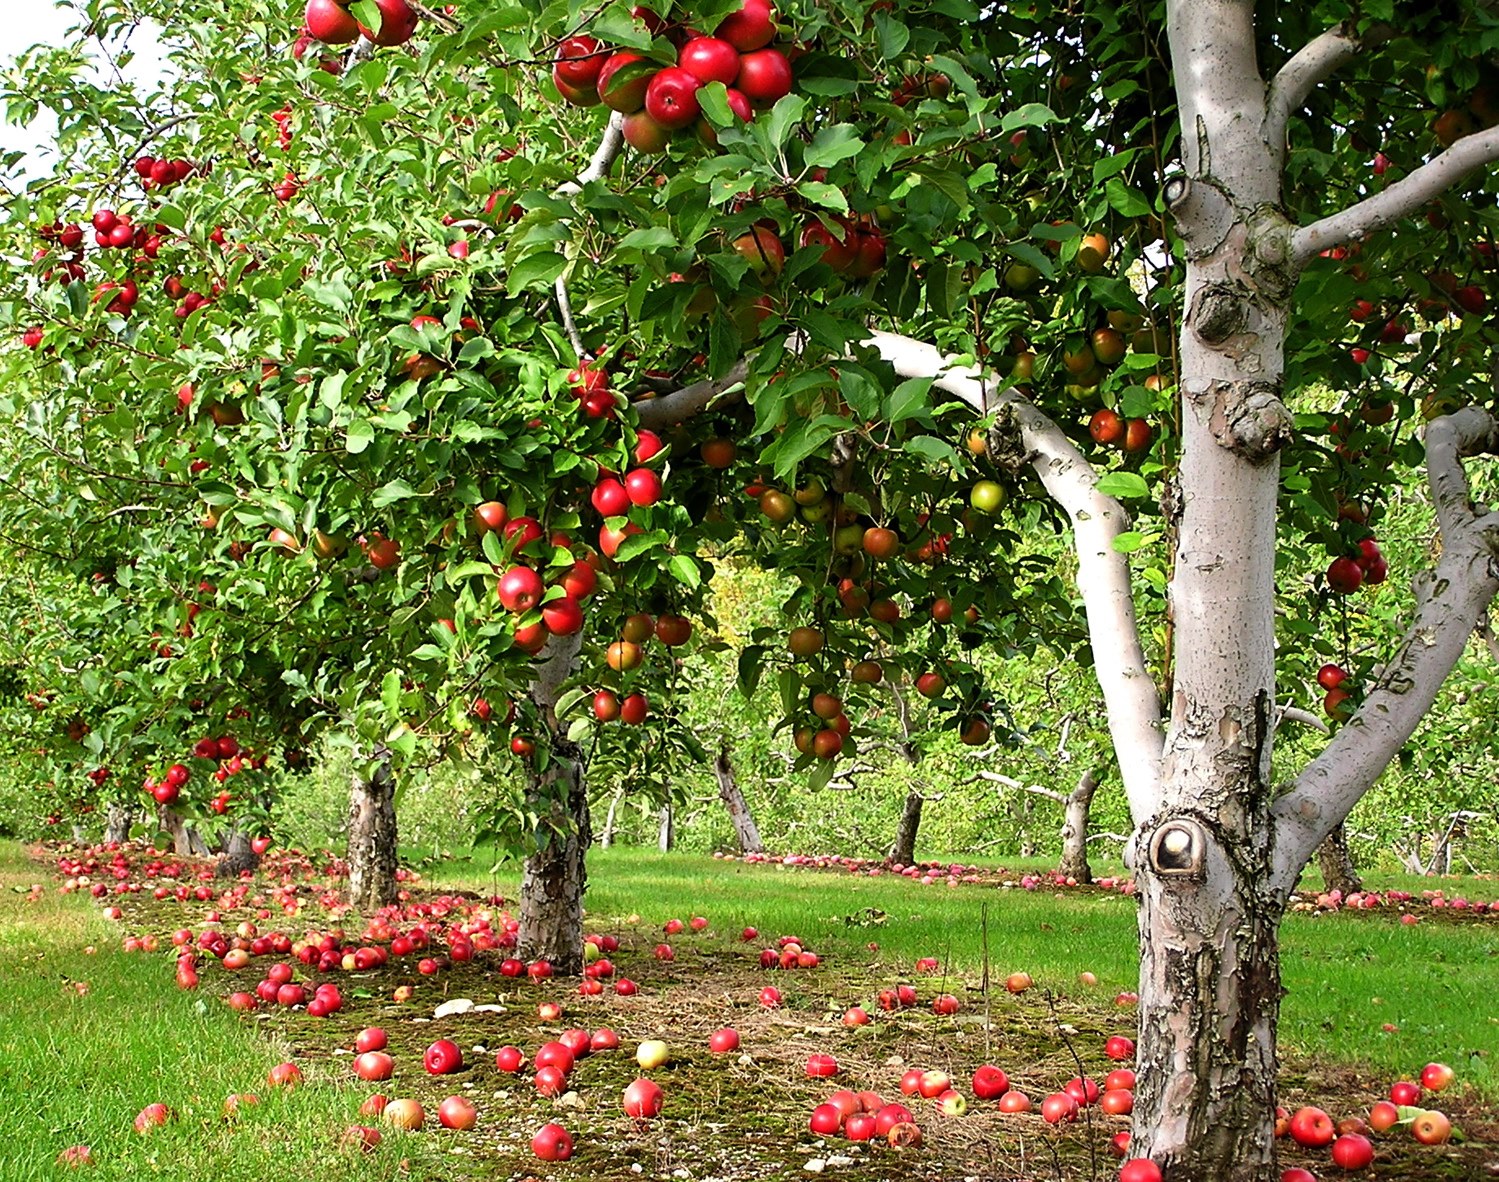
(1186, 379), (1292, 461)
(1188, 283), (1249, 345)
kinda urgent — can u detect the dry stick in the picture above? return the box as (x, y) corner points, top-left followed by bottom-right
(980, 900), (992, 1061)
(1045, 989), (1099, 1182)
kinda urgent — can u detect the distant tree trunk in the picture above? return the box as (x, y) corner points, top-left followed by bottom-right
(1057, 770), (1101, 883)
(712, 745), (764, 853)
(657, 804), (674, 851)
(216, 828), (261, 878)
(889, 789), (924, 865)
(347, 752), (398, 911)
(600, 786), (625, 849)
(1317, 822), (1362, 895)
(104, 800), (133, 844)
(518, 634), (589, 975)
(158, 804), (209, 857)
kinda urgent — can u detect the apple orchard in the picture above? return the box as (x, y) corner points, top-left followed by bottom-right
(2, 1), (1499, 1180)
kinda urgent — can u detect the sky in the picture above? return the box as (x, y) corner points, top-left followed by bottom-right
(0, 2), (169, 180)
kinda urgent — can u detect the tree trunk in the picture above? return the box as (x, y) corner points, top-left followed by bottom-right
(1134, 850), (1285, 1179)
(1316, 822), (1362, 895)
(158, 804), (209, 857)
(347, 753), (398, 911)
(657, 804), (674, 851)
(517, 633), (589, 975)
(216, 827), (261, 878)
(888, 789), (923, 865)
(518, 753), (589, 975)
(712, 745), (764, 854)
(104, 800), (133, 843)
(1056, 770), (1100, 883)
(600, 786), (624, 849)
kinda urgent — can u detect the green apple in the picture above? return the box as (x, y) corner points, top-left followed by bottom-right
(970, 480), (1007, 513)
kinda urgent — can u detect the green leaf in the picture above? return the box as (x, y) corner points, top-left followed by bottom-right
(346, 418), (375, 454)
(616, 226), (678, 251)
(1105, 177), (1153, 217)
(763, 94), (806, 150)
(999, 103), (1057, 133)
(372, 479), (418, 508)
(872, 12), (910, 59)
(903, 435), (960, 465)
(667, 553), (701, 588)
(457, 337), (495, 363)
(737, 645), (766, 698)
(506, 251), (567, 295)
(885, 376), (934, 424)
(805, 124), (865, 168)
(799, 181), (849, 213)
(1095, 471), (1151, 499)
(1005, 241), (1056, 279)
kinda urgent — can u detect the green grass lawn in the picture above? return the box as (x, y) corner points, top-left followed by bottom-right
(0, 844), (449, 1182)
(434, 846), (1499, 1094)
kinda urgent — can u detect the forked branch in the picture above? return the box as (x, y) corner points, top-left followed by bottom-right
(1271, 407), (1499, 893)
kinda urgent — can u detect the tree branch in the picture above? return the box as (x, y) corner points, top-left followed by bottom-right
(551, 114), (626, 360)
(1292, 127), (1499, 265)
(556, 112), (625, 198)
(1271, 407), (1499, 893)
(862, 330), (1164, 817)
(635, 361), (749, 430)
(1479, 612), (1499, 666)
(1275, 705), (1329, 735)
(1263, 23), (1382, 151)
(973, 769), (1067, 806)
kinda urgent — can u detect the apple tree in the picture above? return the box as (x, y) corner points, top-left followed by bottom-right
(4, 1), (1499, 1178)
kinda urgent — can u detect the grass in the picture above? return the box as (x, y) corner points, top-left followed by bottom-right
(3, 839), (1495, 1181)
(0, 844), (449, 1182)
(433, 846), (1499, 1094)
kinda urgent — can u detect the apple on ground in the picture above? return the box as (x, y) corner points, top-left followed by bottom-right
(532, 1122), (574, 1161)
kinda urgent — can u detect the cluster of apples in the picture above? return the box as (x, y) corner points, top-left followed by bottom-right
(302, 0), (417, 48)
(133, 153), (195, 190)
(1087, 407), (1153, 454)
(551, 0), (795, 152)
(807, 1089), (923, 1147)
(1325, 536), (1388, 596)
(1276, 1061), (1458, 1177)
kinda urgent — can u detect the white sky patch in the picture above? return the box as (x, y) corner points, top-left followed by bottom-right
(0, 2), (170, 181)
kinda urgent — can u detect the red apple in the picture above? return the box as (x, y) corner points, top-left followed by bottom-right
(354, 1051), (394, 1081)
(438, 1095), (477, 1130)
(972, 1065), (1010, 1100)
(597, 52), (653, 113)
(382, 1098), (424, 1130)
(1389, 1080), (1421, 1107)
(357, 0), (418, 47)
(555, 35), (605, 88)
(305, 0), (359, 44)
(495, 1046), (523, 1073)
(1289, 1105), (1335, 1148)
(1041, 1092), (1079, 1124)
(1105, 1035), (1135, 1061)
(1411, 1109), (1451, 1144)
(645, 67), (704, 130)
(736, 48), (793, 103)
(1420, 1062), (1455, 1093)
(532, 1122), (574, 1161)
(623, 1077), (664, 1118)
(714, 0), (776, 51)
(424, 1039), (463, 1075)
(1331, 1132), (1374, 1169)
(678, 37), (741, 85)
(498, 565), (544, 612)
(709, 1027), (740, 1053)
